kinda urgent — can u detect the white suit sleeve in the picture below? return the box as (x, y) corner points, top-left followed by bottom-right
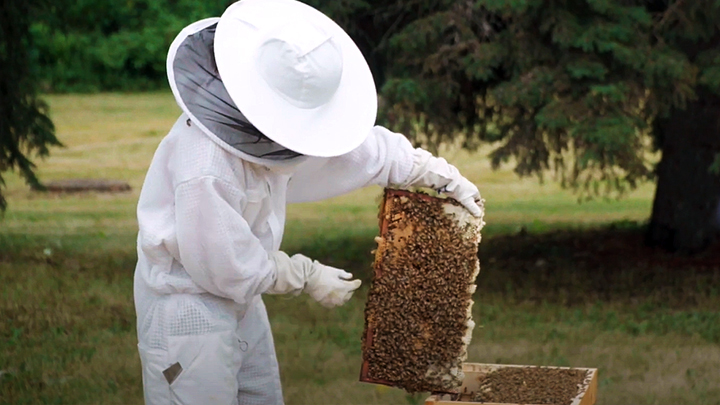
(174, 176), (275, 305)
(287, 126), (416, 203)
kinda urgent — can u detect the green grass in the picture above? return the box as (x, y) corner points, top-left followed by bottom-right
(1, 93), (719, 405)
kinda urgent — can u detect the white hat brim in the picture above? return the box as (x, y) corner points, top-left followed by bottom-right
(214, 0), (377, 157)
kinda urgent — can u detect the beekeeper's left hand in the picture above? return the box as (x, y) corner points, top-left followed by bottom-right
(400, 148), (484, 217)
(442, 175), (483, 218)
(268, 251), (361, 307)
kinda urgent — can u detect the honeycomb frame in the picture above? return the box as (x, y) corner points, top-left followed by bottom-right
(360, 188), (484, 393)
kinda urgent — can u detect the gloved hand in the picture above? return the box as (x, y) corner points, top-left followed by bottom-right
(304, 261), (362, 308)
(400, 148), (484, 217)
(267, 251), (361, 308)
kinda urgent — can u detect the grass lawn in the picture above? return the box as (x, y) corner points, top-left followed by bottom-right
(1, 92), (719, 404)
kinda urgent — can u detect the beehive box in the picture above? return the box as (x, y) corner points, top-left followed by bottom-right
(425, 363), (598, 405)
(360, 188), (484, 393)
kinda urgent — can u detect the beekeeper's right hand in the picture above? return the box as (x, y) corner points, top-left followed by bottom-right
(267, 251), (362, 307)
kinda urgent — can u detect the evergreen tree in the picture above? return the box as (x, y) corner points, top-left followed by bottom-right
(319, 0), (720, 253)
(31, 0), (234, 91)
(0, 0), (61, 211)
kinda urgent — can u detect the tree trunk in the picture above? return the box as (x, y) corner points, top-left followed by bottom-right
(646, 94), (720, 254)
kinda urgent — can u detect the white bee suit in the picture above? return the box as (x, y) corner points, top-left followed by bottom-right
(134, 2), (482, 404)
(134, 115), (423, 405)
(134, 121), (483, 404)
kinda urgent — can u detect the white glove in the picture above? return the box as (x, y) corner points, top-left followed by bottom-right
(267, 251), (362, 308)
(400, 148), (484, 217)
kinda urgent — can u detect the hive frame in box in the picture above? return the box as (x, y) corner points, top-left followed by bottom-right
(424, 363), (598, 405)
(359, 188), (480, 391)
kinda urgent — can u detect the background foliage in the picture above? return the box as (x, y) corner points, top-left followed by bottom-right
(23, 0), (720, 253)
(316, 0), (720, 199)
(30, 0), (234, 92)
(32, 0), (720, 189)
(0, 0), (61, 210)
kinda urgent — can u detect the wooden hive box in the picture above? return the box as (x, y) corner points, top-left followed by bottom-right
(425, 363), (598, 405)
(360, 188), (484, 393)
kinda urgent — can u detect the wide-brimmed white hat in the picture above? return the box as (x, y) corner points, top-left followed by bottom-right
(169, 0), (377, 158)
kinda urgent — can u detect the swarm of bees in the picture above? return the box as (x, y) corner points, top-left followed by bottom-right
(360, 188), (484, 393)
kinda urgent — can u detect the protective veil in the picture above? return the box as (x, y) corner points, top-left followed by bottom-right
(134, 11), (482, 405)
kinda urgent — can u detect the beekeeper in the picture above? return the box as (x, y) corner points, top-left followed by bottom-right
(133, 0), (483, 403)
